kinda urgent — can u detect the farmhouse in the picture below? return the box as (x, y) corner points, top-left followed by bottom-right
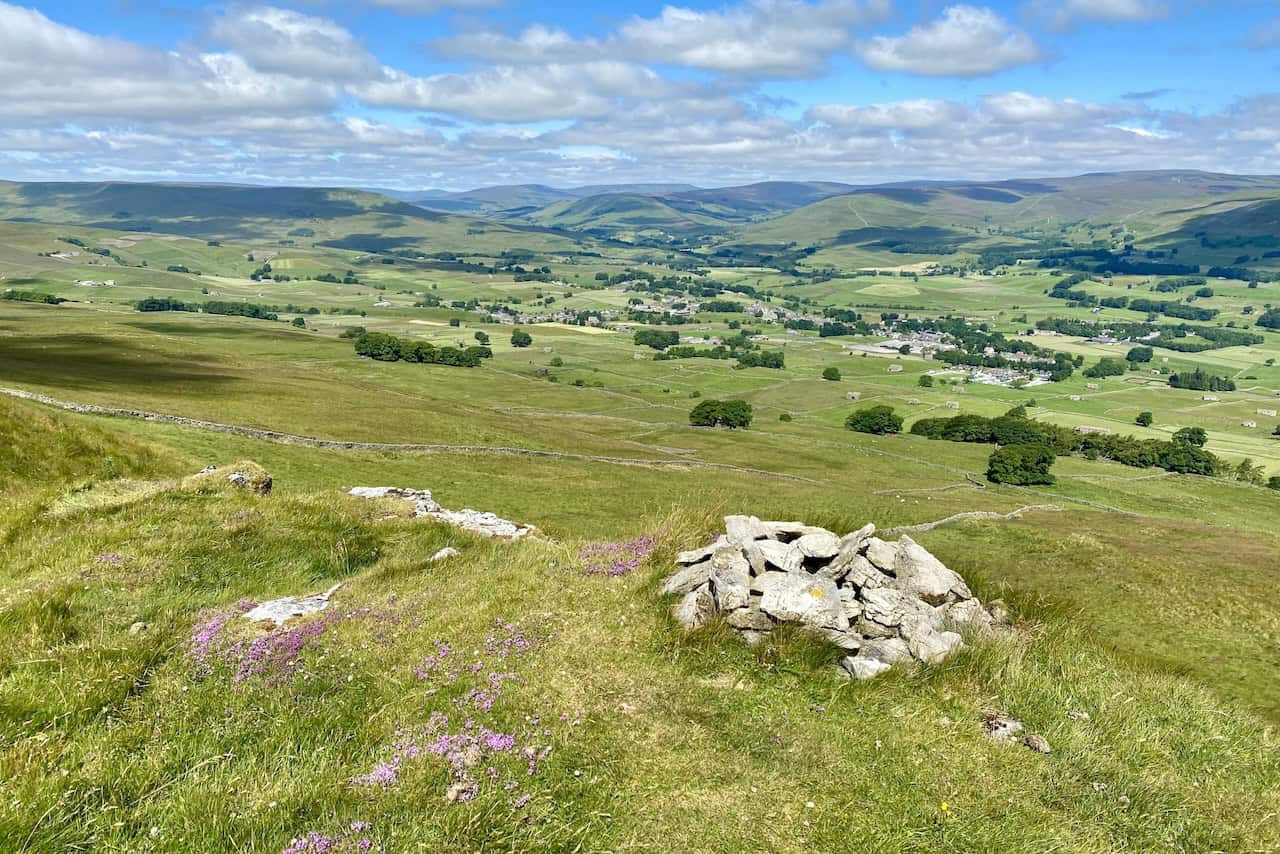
(1257, 409), (1277, 417)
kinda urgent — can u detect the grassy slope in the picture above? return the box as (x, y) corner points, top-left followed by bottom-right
(0, 396), (1278, 852)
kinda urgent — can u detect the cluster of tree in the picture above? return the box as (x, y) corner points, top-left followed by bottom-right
(1126, 298), (1218, 321)
(1257, 308), (1280, 330)
(688, 399), (753, 429)
(1034, 317), (1263, 352)
(846, 405), (903, 435)
(314, 271), (360, 284)
(987, 444), (1056, 485)
(734, 350), (785, 370)
(203, 301), (280, 321)
(1082, 357), (1128, 379)
(352, 332), (490, 367)
(1048, 279), (1219, 320)
(910, 411), (1221, 477)
(634, 329), (680, 350)
(166, 265), (193, 274)
(1206, 266), (1278, 283)
(1153, 276), (1208, 292)
(1167, 368), (1236, 392)
(656, 345), (732, 362)
(510, 329), (532, 348)
(2, 290), (67, 305)
(700, 299), (743, 313)
(136, 297), (195, 312)
(818, 320), (873, 337)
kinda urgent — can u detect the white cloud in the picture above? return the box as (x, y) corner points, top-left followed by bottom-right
(856, 5), (1041, 77)
(432, 0), (893, 77)
(209, 6), (382, 81)
(1035, 0), (1169, 29)
(807, 99), (968, 131)
(354, 62), (668, 122)
(365, 0), (502, 13)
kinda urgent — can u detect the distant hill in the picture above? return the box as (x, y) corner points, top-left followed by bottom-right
(408, 183), (702, 216)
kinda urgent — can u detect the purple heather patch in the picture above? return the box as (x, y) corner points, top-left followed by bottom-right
(354, 618), (561, 804)
(188, 599), (256, 676)
(280, 823), (377, 854)
(578, 533), (658, 577)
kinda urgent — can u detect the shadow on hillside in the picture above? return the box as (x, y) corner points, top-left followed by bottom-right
(0, 333), (237, 393)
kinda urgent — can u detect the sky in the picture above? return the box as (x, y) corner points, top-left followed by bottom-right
(1, 0), (1278, 189)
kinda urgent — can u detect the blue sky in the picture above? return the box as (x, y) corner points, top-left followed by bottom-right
(1, 0), (1278, 188)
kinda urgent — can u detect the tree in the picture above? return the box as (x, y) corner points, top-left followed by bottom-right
(845, 405), (902, 435)
(1268, 476), (1280, 491)
(1135, 411), (1153, 427)
(474, 331), (490, 345)
(689, 399), (753, 429)
(511, 329), (533, 348)
(1126, 346), (1154, 363)
(291, 317), (306, 328)
(448, 318), (462, 328)
(986, 444), (1056, 485)
(1084, 358), (1126, 379)
(918, 374), (934, 388)
(822, 367), (841, 381)
(1234, 458), (1266, 486)
(1172, 426), (1208, 447)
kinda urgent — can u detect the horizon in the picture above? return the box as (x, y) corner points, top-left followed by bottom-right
(2, 0), (1279, 189)
(5, 167), (1280, 197)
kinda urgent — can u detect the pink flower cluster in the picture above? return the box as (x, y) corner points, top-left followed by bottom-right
(578, 533), (658, 577)
(352, 619), (559, 806)
(280, 821), (375, 854)
(188, 599), (256, 675)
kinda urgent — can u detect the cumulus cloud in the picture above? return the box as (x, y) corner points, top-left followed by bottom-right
(433, 0), (893, 77)
(806, 99), (968, 132)
(208, 6), (382, 81)
(856, 5), (1041, 77)
(365, 0), (502, 12)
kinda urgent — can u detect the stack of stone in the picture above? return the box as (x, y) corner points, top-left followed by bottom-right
(663, 515), (1003, 679)
(347, 486), (537, 539)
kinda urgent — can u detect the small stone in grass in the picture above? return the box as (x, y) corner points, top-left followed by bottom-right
(1023, 733), (1051, 754)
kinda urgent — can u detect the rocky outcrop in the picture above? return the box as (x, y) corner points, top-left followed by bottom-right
(665, 515), (1005, 678)
(348, 486), (536, 540)
(244, 583), (342, 626)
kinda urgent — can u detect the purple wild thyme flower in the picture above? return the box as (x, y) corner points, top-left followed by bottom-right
(578, 533), (659, 577)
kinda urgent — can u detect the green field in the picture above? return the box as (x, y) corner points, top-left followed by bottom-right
(3, 174), (1280, 852)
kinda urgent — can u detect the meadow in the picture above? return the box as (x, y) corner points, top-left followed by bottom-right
(3, 179), (1280, 851)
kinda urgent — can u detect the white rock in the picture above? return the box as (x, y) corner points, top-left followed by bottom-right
(864, 538), (898, 572)
(795, 531), (840, 559)
(861, 587), (919, 627)
(860, 637), (912, 664)
(431, 547), (460, 562)
(676, 536), (728, 565)
(907, 628), (963, 664)
(842, 554), (892, 589)
(893, 536), (969, 605)
(840, 655), (892, 680)
(725, 515), (765, 546)
(661, 561), (713, 596)
(243, 583), (342, 626)
(758, 573), (846, 630)
(755, 539), (803, 573)
(709, 547), (752, 611)
(726, 607), (774, 631)
(673, 585), (715, 630)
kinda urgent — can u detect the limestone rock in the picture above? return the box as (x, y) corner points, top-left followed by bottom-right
(244, 583), (342, 626)
(673, 585), (715, 630)
(431, 547), (460, 562)
(982, 710), (1025, 743)
(892, 536), (970, 605)
(1023, 733), (1052, 754)
(661, 561), (713, 596)
(709, 548), (751, 611)
(756, 539), (803, 573)
(795, 530), (840, 560)
(840, 655), (891, 680)
(726, 607), (775, 631)
(758, 573), (846, 630)
(843, 555), (892, 590)
(907, 628), (963, 664)
(676, 537), (728, 565)
(725, 515), (766, 546)
(821, 628), (862, 651)
(864, 538), (898, 573)
(860, 637), (912, 665)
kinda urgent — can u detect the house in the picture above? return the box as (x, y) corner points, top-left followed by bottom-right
(1075, 426), (1111, 435)
(907, 398), (922, 405)
(1201, 395), (1220, 402)
(847, 392), (862, 401)
(887, 365), (903, 373)
(1086, 383), (1100, 390)
(1257, 409), (1277, 417)
(945, 401), (960, 410)
(1069, 395), (1083, 401)
(1243, 420), (1258, 428)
